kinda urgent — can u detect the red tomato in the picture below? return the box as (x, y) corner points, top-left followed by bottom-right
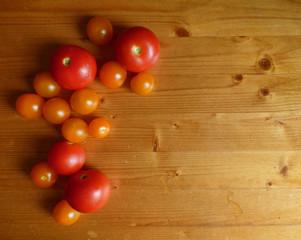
(16, 94), (45, 119)
(50, 45), (97, 90)
(61, 118), (88, 143)
(88, 118), (110, 139)
(48, 141), (85, 175)
(115, 26), (160, 72)
(31, 161), (58, 188)
(70, 88), (99, 115)
(42, 97), (71, 124)
(53, 200), (80, 225)
(87, 16), (113, 45)
(33, 72), (61, 98)
(130, 72), (154, 95)
(99, 61), (127, 88)
(65, 170), (111, 213)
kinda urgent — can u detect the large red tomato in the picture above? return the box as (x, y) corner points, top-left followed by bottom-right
(50, 45), (97, 90)
(65, 170), (111, 213)
(48, 141), (85, 175)
(115, 27), (160, 72)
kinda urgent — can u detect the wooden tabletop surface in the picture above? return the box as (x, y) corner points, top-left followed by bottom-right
(1, 0), (301, 239)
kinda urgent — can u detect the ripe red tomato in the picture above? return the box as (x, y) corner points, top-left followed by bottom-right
(48, 141), (85, 175)
(65, 170), (111, 213)
(50, 45), (97, 90)
(99, 61), (127, 88)
(130, 72), (154, 95)
(16, 94), (45, 119)
(33, 72), (61, 98)
(87, 16), (113, 45)
(31, 161), (58, 188)
(42, 97), (71, 124)
(61, 118), (88, 143)
(88, 118), (110, 139)
(53, 200), (80, 225)
(115, 26), (160, 72)
(70, 88), (99, 115)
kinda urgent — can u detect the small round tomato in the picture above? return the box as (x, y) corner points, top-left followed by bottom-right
(65, 170), (111, 213)
(48, 141), (85, 175)
(50, 45), (97, 90)
(62, 118), (88, 143)
(42, 98), (71, 124)
(87, 16), (113, 45)
(88, 118), (110, 139)
(130, 72), (154, 96)
(99, 61), (127, 88)
(16, 94), (45, 119)
(53, 200), (80, 226)
(115, 26), (160, 72)
(70, 88), (99, 115)
(31, 161), (58, 188)
(33, 72), (61, 98)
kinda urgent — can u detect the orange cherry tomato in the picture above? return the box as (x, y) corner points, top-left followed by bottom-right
(30, 161), (58, 188)
(61, 118), (88, 143)
(88, 118), (110, 139)
(130, 72), (154, 95)
(53, 200), (80, 226)
(16, 94), (45, 119)
(43, 98), (71, 124)
(70, 88), (99, 115)
(33, 72), (61, 98)
(87, 16), (113, 45)
(99, 61), (127, 88)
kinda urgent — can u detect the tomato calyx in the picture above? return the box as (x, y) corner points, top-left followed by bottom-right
(80, 174), (88, 180)
(133, 46), (142, 56)
(63, 57), (72, 66)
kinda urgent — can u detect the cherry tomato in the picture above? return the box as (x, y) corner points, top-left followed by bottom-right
(130, 72), (154, 96)
(87, 16), (113, 45)
(48, 141), (85, 175)
(115, 26), (160, 72)
(99, 61), (127, 88)
(50, 45), (97, 90)
(88, 118), (110, 139)
(16, 94), (45, 119)
(62, 118), (88, 143)
(42, 98), (71, 124)
(70, 88), (99, 115)
(33, 72), (61, 98)
(31, 161), (58, 188)
(65, 170), (111, 213)
(53, 200), (80, 225)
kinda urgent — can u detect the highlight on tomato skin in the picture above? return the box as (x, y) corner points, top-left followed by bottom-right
(33, 72), (61, 98)
(99, 61), (127, 89)
(88, 118), (110, 139)
(53, 200), (81, 226)
(130, 72), (154, 96)
(70, 88), (99, 115)
(61, 118), (88, 143)
(30, 161), (58, 188)
(42, 97), (71, 124)
(87, 16), (113, 45)
(16, 94), (45, 119)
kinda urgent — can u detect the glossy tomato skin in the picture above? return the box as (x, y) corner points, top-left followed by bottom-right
(88, 118), (110, 139)
(31, 161), (58, 188)
(61, 118), (88, 143)
(42, 97), (71, 124)
(130, 72), (154, 96)
(70, 88), (99, 115)
(115, 27), (160, 72)
(16, 94), (45, 119)
(99, 61), (127, 88)
(33, 72), (61, 98)
(65, 170), (111, 213)
(53, 200), (80, 225)
(50, 45), (97, 90)
(48, 141), (85, 175)
(87, 16), (113, 45)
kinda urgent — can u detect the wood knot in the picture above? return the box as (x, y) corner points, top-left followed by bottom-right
(233, 74), (243, 84)
(280, 165), (288, 176)
(175, 27), (191, 37)
(259, 87), (270, 97)
(258, 57), (272, 71)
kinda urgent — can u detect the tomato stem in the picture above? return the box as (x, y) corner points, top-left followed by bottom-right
(133, 46), (142, 56)
(63, 57), (72, 66)
(80, 174), (88, 180)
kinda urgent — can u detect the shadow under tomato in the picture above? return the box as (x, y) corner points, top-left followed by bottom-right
(39, 188), (65, 214)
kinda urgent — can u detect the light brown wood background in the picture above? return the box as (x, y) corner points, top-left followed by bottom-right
(1, 0), (301, 239)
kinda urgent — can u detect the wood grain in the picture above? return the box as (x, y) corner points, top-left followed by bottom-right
(1, 0), (301, 239)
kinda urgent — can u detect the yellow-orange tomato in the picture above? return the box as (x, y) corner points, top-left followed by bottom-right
(130, 72), (154, 96)
(99, 61), (127, 88)
(70, 88), (99, 115)
(53, 200), (80, 226)
(88, 118), (110, 139)
(61, 118), (88, 143)
(87, 16), (113, 45)
(16, 94), (45, 119)
(31, 161), (58, 188)
(43, 98), (71, 124)
(33, 72), (61, 98)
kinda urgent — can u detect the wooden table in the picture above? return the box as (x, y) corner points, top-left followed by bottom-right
(1, 0), (301, 239)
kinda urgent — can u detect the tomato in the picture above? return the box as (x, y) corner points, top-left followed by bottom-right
(87, 16), (113, 45)
(70, 88), (99, 115)
(16, 94), (45, 119)
(65, 170), (111, 213)
(31, 161), (58, 188)
(99, 61), (127, 88)
(62, 118), (88, 143)
(50, 45), (97, 90)
(48, 141), (85, 175)
(33, 72), (61, 98)
(88, 118), (110, 139)
(53, 200), (80, 225)
(42, 97), (71, 124)
(130, 72), (154, 95)
(115, 26), (160, 72)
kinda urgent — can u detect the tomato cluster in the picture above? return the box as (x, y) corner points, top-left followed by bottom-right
(16, 16), (160, 225)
